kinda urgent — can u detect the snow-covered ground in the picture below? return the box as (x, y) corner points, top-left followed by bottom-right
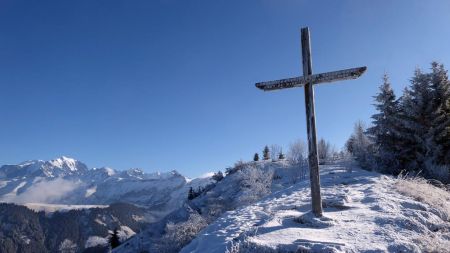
(181, 162), (450, 253)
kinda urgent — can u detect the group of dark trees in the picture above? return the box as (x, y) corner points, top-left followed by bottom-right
(347, 62), (450, 183)
(253, 145), (286, 162)
(187, 171), (224, 200)
(188, 186), (205, 200)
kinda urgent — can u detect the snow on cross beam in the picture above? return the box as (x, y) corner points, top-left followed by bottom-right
(255, 66), (367, 91)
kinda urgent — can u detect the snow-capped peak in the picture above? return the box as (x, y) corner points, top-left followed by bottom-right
(48, 156), (79, 171)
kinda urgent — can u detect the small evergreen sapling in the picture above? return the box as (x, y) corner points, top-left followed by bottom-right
(253, 153), (259, 162)
(109, 228), (121, 249)
(263, 146), (270, 160)
(188, 187), (195, 200)
(278, 149), (285, 160)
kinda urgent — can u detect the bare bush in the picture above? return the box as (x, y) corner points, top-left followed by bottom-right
(158, 213), (208, 253)
(237, 166), (274, 205)
(270, 144), (282, 161)
(58, 239), (77, 253)
(287, 139), (307, 165)
(395, 174), (450, 221)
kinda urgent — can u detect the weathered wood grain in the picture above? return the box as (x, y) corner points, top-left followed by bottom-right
(301, 27), (323, 218)
(255, 66), (367, 91)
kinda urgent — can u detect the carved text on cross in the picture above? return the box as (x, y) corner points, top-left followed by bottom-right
(255, 27), (366, 217)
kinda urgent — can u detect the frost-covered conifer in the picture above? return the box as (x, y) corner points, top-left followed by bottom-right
(367, 74), (402, 173)
(253, 153), (259, 162)
(109, 228), (121, 249)
(263, 146), (270, 160)
(278, 149), (285, 160)
(346, 121), (373, 169)
(397, 69), (434, 172)
(188, 187), (195, 200)
(427, 62), (450, 181)
(429, 63), (450, 164)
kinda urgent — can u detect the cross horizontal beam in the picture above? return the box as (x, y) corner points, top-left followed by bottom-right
(255, 66), (367, 91)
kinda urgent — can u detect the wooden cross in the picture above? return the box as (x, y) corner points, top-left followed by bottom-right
(255, 27), (366, 217)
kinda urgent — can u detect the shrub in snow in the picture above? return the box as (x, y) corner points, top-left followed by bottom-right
(318, 138), (332, 164)
(346, 121), (376, 170)
(85, 236), (108, 249)
(226, 160), (248, 175)
(395, 174), (450, 221)
(58, 239), (77, 253)
(269, 144), (282, 161)
(237, 165), (274, 204)
(424, 162), (450, 184)
(287, 139), (307, 165)
(158, 213), (207, 253)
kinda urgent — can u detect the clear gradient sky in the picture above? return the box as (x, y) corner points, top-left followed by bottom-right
(1, 0), (450, 177)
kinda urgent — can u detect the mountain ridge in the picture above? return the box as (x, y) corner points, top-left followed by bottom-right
(0, 156), (212, 217)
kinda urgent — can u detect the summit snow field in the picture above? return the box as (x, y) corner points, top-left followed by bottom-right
(181, 162), (450, 253)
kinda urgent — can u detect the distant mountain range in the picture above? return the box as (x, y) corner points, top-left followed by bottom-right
(0, 156), (213, 253)
(0, 156), (211, 219)
(0, 156), (211, 216)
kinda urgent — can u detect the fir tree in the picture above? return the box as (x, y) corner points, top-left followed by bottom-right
(109, 228), (121, 249)
(188, 187), (195, 200)
(263, 146), (270, 160)
(429, 62), (450, 165)
(212, 171), (224, 182)
(398, 69), (434, 172)
(253, 153), (259, 162)
(367, 74), (402, 173)
(278, 149), (285, 160)
(426, 62), (450, 181)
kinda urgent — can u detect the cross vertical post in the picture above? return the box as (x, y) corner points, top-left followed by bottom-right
(301, 27), (323, 217)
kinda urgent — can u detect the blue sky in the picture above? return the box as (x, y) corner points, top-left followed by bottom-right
(1, 0), (450, 177)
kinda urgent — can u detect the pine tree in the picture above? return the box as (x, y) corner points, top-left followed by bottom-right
(278, 149), (285, 160)
(188, 187), (195, 200)
(367, 74), (402, 173)
(109, 228), (121, 249)
(212, 171), (224, 182)
(397, 69), (434, 173)
(253, 153), (259, 161)
(427, 62), (450, 181)
(263, 146), (270, 160)
(429, 62), (450, 165)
